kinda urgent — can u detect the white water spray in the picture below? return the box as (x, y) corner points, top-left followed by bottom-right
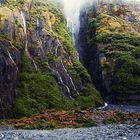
(98, 102), (108, 110)
(60, 59), (80, 95)
(21, 11), (27, 35)
(21, 11), (28, 51)
(63, 0), (93, 43)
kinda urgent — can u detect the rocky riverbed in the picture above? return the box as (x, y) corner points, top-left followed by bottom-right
(101, 104), (140, 114)
(0, 105), (139, 140)
(0, 124), (140, 140)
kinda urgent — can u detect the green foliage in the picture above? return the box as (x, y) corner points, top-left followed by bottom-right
(83, 118), (97, 127)
(116, 112), (127, 121)
(20, 52), (32, 73)
(15, 70), (75, 118)
(112, 54), (140, 95)
(96, 32), (140, 47)
(16, 52), (101, 118)
(6, 0), (103, 118)
(89, 12), (140, 98)
(103, 118), (116, 124)
(77, 84), (103, 109)
(15, 54), (75, 118)
(5, 0), (25, 9)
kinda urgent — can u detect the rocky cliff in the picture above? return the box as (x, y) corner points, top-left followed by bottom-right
(78, 1), (140, 104)
(0, 0), (103, 118)
(1, 0), (140, 119)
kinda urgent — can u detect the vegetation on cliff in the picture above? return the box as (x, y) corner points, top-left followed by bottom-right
(86, 2), (140, 103)
(0, 0), (103, 118)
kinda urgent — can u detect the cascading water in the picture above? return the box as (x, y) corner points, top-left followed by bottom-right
(63, 0), (93, 43)
(21, 11), (27, 35)
(63, 0), (94, 60)
(7, 51), (16, 66)
(63, 0), (81, 42)
(48, 63), (72, 98)
(60, 59), (80, 95)
(21, 11), (38, 71)
(61, 0), (95, 96)
(21, 11), (28, 51)
(56, 71), (73, 99)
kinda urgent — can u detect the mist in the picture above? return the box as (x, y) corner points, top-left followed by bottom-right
(63, 0), (93, 42)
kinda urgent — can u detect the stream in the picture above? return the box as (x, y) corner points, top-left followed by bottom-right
(100, 104), (140, 114)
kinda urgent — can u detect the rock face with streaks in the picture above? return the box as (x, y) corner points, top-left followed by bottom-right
(0, 0), (103, 118)
(1, 0), (140, 119)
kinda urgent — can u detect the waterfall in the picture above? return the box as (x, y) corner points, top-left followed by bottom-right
(63, 0), (94, 60)
(21, 11), (28, 51)
(56, 71), (72, 98)
(63, 0), (82, 42)
(60, 59), (80, 95)
(32, 60), (38, 71)
(7, 51), (16, 66)
(63, 0), (93, 43)
(48, 64), (72, 98)
(21, 11), (27, 35)
(37, 18), (40, 28)
(97, 102), (108, 110)
(21, 11), (38, 71)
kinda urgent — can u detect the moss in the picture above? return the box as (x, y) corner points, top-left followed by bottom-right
(87, 10), (140, 98)
(20, 52), (32, 73)
(0, 120), (8, 127)
(116, 112), (127, 121)
(15, 70), (75, 118)
(103, 118), (116, 124)
(0, 0), (103, 118)
(77, 84), (103, 109)
(83, 118), (97, 127)
(15, 54), (75, 118)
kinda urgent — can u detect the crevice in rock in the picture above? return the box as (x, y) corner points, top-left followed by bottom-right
(76, 4), (108, 99)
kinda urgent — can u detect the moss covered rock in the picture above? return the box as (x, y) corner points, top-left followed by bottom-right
(85, 2), (140, 104)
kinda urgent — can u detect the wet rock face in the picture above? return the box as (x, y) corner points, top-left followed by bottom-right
(0, 0), (103, 118)
(0, 51), (18, 118)
(0, 35), (20, 118)
(0, 6), (21, 118)
(77, 6), (105, 97)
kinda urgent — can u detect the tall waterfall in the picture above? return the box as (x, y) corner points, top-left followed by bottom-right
(63, 0), (93, 43)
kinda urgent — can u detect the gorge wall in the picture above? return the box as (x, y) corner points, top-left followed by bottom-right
(0, 0), (103, 118)
(0, 0), (140, 119)
(77, 0), (140, 104)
